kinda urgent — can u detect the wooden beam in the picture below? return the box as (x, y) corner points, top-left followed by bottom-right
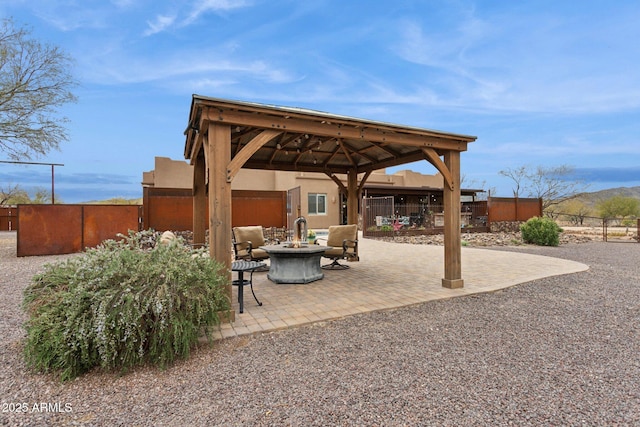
(357, 151), (427, 174)
(188, 130), (204, 164)
(337, 139), (357, 167)
(243, 160), (352, 174)
(227, 129), (282, 181)
(325, 172), (347, 193)
(205, 109), (471, 151)
(358, 171), (372, 193)
(347, 168), (359, 226)
(441, 150), (463, 289)
(423, 148), (453, 190)
(193, 151), (207, 247)
(207, 123), (233, 302)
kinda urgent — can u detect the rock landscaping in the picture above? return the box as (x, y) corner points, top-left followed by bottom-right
(373, 230), (597, 246)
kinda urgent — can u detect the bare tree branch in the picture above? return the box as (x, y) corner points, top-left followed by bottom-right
(0, 18), (77, 160)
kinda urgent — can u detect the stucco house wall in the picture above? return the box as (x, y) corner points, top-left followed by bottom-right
(143, 157), (445, 230)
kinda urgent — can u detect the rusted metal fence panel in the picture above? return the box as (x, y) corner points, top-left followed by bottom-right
(17, 204), (142, 257)
(487, 197), (542, 223)
(18, 205), (83, 256)
(0, 206), (18, 231)
(142, 187), (287, 231)
(83, 205), (142, 248)
(143, 187), (195, 232)
(233, 190), (286, 228)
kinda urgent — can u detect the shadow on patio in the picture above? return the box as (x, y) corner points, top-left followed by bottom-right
(215, 236), (588, 340)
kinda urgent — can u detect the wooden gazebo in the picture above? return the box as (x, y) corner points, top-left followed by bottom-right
(183, 95), (477, 292)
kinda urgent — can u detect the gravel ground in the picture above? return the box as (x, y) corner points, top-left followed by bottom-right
(1, 231), (639, 426)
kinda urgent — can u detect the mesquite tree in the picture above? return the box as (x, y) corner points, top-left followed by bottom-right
(499, 164), (586, 212)
(0, 18), (77, 160)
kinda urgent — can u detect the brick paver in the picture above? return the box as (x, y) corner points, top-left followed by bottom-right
(215, 236), (588, 340)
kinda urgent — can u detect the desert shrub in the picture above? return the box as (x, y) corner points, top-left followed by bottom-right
(520, 217), (563, 246)
(23, 230), (230, 381)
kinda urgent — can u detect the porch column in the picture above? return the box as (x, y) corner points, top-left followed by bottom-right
(207, 123), (233, 299)
(347, 168), (359, 225)
(442, 150), (463, 289)
(192, 151), (207, 247)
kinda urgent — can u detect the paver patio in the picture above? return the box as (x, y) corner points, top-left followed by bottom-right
(217, 236), (588, 339)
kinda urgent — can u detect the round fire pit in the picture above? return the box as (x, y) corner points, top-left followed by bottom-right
(260, 244), (330, 284)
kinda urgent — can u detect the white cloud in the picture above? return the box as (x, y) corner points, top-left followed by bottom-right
(141, 0), (252, 35)
(183, 0), (251, 26)
(144, 14), (176, 36)
(390, 5), (640, 115)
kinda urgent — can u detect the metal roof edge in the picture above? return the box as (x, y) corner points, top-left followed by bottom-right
(192, 94), (477, 141)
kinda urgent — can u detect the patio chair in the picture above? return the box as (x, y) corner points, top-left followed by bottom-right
(232, 226), (275, 267)
(320, 224), (359, 270)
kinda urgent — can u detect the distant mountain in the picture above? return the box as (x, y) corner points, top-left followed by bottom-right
(571, 186), (640, 209)
(80, 197), (143, 205)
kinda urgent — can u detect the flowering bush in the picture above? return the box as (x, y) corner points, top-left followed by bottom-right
(23, 230), (230, 381)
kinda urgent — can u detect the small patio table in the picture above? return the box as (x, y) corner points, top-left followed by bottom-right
(232, 260), (265, 313)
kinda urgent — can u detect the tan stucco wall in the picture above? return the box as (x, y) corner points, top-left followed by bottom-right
(143, 157), (444, 229)
(143, 157), (194, 189)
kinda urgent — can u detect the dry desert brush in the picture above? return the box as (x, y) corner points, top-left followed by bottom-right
(22, 230), (230, 381)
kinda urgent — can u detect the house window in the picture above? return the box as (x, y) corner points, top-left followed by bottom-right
(308, 193), (327, 215)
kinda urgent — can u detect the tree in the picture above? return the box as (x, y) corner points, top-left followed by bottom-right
(0, 184), (60, 204)
(498, 166), (528, 198)
(499, 164), (586, 212)
(0, 183), (27, 204)
(0, 18), (77, 160)
(596, 196), (640, 224)
(558, 199), (592, 225)
(528, 165), (586, 211)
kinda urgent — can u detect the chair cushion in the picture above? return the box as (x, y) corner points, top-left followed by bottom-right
(326, 224), (357, 247)
(233, 226), (266, 247)
(323, 247), (344, 257)
(249, 248), (269, 260)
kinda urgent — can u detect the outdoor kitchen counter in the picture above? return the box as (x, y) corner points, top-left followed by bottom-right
(261, 244), (330, 284)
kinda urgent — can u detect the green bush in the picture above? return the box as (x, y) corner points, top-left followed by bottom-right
(520, 217), (563, 246)
(23, 230), (230, 381)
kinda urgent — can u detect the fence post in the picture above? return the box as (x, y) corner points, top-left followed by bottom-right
(602, 218), (607, 242)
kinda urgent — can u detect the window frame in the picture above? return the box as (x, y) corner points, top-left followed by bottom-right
(308, 193), (327, 215)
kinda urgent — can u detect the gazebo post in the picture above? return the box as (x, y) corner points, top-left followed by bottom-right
(347, 169), (359, 225)
(207, 123), (233, 299)
(192, 152), (207, 247)
(441, 150), (463, 289)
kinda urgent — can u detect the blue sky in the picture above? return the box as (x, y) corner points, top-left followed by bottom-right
(1, 0), (639, 202)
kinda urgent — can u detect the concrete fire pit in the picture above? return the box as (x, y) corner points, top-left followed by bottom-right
(261, 243), (330, 284)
